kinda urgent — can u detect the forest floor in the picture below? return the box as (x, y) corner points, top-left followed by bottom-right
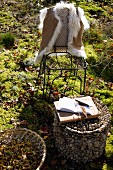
(0, 1), (113, 170)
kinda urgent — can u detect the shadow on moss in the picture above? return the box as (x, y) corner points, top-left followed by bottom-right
(18, 97), (54, 131)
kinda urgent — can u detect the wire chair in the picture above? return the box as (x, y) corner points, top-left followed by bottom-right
(38, 7), (87, 101)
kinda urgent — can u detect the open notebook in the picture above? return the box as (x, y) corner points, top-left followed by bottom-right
(54, 96), (100, 123)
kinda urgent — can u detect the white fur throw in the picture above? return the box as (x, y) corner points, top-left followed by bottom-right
(34, 2), (89, 64)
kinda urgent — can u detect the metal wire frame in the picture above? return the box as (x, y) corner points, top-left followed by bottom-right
(38, 50), (87, 101)
(37, 8), (87, 101)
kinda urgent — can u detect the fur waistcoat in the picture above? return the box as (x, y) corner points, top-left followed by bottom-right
(34, 2), (89, 64)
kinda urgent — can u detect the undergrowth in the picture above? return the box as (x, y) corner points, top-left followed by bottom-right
(0, 0), (113, 169)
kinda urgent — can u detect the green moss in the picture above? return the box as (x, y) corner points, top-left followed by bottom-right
(0, 1), (113, 169)
(105, 132), (113, 162)
(0, 11), (15, 23)
(85, 44), (98, 64)
(1, 32), (15, 49)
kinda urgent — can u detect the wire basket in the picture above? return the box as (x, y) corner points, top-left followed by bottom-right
(53, 97), (111, 163)
(0, 128), (46, 170)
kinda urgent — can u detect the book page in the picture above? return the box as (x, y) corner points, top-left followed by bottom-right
(56, 97), (82, 113)
(75, 96), (99, 116)
(54, 96), (100, 123)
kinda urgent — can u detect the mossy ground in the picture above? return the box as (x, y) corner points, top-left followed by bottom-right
(0, 0), (113, 169)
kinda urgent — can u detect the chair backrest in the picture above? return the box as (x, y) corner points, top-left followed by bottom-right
(53, 8), (69, 52)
